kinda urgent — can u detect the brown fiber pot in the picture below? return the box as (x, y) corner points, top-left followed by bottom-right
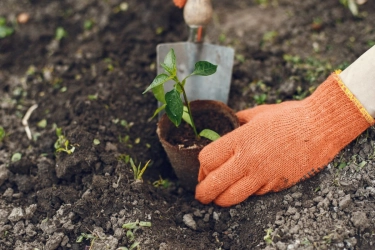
(156, 100), (240, 192)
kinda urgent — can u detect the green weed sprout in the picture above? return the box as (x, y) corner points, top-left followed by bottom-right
(121, 220), (152, 250)
(143, 48), (220, 141)
(76, 232), (98, 247)
(54, 128), (75, 154)
(129, 158), (151, 181)
(264, 228), (273, 245)
(0, 17), (14, 39)
(153, 175), (171, 188)
(0, 126), (5, 142)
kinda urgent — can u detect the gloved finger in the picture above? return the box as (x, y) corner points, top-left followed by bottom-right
(173, 0), (187, 8)
(213, 175), (264, 207)
(237, 104), (275, 124)
(198, 133), (235, 181)
(254, 175), (292, 195)
(195, 155), (244, 204)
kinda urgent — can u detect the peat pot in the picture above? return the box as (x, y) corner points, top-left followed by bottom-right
(156, 100), (240, 191)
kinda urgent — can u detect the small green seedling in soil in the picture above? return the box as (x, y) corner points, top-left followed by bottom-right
(0, 126), (6, 142)
(54, 127), (75, 154)
(76, 232), (99, 250)
(55, 27), (67, 41)
(264, 228), (273, 245)
(153, 175), (171, 188)
(143, 48), (220, 141)
(122, 220), (152, 249)
(118, 154), (130, 164)
(129, 158), (151, 181)
(254, 93), (267, 105)
(11, 153), (22, 163)
(0, 17), (14, 39)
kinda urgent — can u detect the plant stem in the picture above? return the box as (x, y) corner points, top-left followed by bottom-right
(177, 82), (200, 140)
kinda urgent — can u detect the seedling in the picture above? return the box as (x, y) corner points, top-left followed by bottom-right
(0, 126), (5, 142)
(11, 153), (22, 162)
(122, 219), (152, 249)
(54, 127), (75, 154)
(0, 17), (14, 39)
(264, 228), (273, 245)
(55, 27), (67, 41)
(76, 232), (98, 247)
(118, 154), (130, 164)
(143, 48), (220, 141)
(129, 158), (151, 181)
(153, 175), (171, 188)
(254, 93), (267, 105)
(76, 231), (107, 250)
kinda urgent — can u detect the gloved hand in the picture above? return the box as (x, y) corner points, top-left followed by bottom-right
(195, 72), (374, 207)
(173, 0), (187, 8)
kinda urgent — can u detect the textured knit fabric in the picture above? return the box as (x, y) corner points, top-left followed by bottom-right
(173, 0), (187, 8)
(195, 73), (374, 207)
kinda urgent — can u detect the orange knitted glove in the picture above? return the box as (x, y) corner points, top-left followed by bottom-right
(196, 72), (374, 207)
(173, 0), (187, 8)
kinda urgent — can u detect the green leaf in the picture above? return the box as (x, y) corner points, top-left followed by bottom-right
(76, 235), (84, 243)
(151, 84), (166, 103)
(11, 153), (22, 162)
(37, 119), (47, 128)
(129, 242), (140, 250)
(182, 106), (193, 127)
(143, 73), (171, 94)
(165, 89), (183, 127)
(0, 26), (13, 39)
(338, 162), (347, 169)
(358, 161), (367, 168)
(161, 49), (177, 76)
(139, 221), (152, 227)
(123, 222), (138, 230)
(192, 61), (217, 76)
(199, 129), (220, 141)
(55, 127), (62, 137)
(55, 27), (67, 41)
(0, 126), (5, 142)
(126, 230), (135, 241)
(151, 104), (166, 119)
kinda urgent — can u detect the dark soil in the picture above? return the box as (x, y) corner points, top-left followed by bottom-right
(1, 0), (375, 249)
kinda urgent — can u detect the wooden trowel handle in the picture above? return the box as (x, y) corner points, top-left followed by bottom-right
(183, 0), (212, 27)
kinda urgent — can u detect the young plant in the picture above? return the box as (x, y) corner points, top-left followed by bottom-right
(0, 126), (5, 142)
(143, 48), (220, 141)
(76, 232), (98, 249)
(129, 158), (151, 181)
(54, 127), (75, 154)
(264, 228), (273, 245)
(122, 220), (152, 249)
(0, 17), (14, 39)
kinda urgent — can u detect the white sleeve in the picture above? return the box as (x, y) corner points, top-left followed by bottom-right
(340, 46), (375, 118)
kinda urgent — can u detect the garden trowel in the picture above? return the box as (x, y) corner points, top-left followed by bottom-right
(157, 0), (234, 108)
